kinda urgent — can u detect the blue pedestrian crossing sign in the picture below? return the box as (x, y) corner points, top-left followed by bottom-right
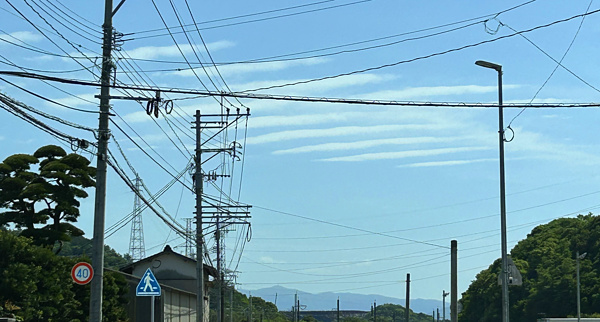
(136, 268), (161, 296)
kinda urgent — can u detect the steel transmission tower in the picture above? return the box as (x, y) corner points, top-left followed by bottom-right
(185, 218), (195, 258)
(128, 175), (146, 261)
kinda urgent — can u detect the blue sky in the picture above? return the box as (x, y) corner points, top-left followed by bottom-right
(1, 0), (600, 309)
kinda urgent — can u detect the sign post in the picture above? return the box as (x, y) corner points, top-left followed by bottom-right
(71, 262), (94, 285)
(136, 268), (161, 321)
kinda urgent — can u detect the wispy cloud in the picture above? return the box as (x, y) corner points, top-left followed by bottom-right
(362, 85), (521, 101)
(246, 124), (452, 145)
(0, 31), (42, 44)
(319, 146), (491, 162)
(249, 112), (368, 129)
(173, 58), (328, 78)
(273, 136), (465, 154)
(233, 73), (396, 94)
(397, 158), (497, 168)
(123, 40), (234, 60)
(48, 93), (97, 108)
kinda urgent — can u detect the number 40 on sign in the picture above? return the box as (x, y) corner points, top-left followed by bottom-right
(71, 262), (94, 285)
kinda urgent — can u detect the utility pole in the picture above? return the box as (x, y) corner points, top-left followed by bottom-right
(337, 298), (340, 322)
(194, 108), (250, 322)
(249, 293), (253, 322)
(437, 308), (440, 322)
(405, 273), (411, 322)
(216, 224), (222, 322)
(442, 291), (449, 322)
(451, 240), (457, 322)
(90, 0), (114, 320)
(294, 293), (298, 322)
(194, 110), (205, 322)
(374, 300), (377, 322)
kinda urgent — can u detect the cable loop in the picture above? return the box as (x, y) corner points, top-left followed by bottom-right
(504, 126), (515, 142)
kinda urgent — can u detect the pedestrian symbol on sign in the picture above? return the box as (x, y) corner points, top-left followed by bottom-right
(136, 268), (161, 296)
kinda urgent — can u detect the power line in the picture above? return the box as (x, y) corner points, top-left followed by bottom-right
(507, 0), (596, 126)
(242, 8), (600, 92)
(124, 0), (373, 41)
(2, 71), (599, 108)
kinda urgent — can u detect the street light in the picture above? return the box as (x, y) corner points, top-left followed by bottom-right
(577, 251), (587, 322)
(475, 60), (509, 322)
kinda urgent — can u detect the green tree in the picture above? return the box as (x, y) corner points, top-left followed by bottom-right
(0, 229), (128, 321)
(459, 213), (600, 322)
(0, 145), (95, 246)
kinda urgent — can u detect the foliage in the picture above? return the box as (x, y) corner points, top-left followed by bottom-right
(0, 230), (128, 321)
(0, 145), (95, 246)
(59, 235), (131, 269)
(459, 213), (600, 322)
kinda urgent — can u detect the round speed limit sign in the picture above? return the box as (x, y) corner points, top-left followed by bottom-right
(71, 262), (94, 285)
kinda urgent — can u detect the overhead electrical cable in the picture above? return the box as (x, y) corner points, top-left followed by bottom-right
(124, 0), (373, 41)
(507, 0), (596, 126)
(253, 205), (448, 249)
(3, 71), (598, 108)
(242, 8), (600, 92)
(116, 0), (537, 66)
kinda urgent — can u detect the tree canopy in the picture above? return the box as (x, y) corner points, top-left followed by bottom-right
(0, 145), (95, 246)
(0, 229), (128, 321)
(459, 213), (600, 321)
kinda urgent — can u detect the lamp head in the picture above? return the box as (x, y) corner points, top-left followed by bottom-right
(475, 60), (502, 72)
(579, 252), (587, 259)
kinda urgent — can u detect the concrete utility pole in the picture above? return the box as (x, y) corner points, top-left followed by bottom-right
(451, 240), (457, 322)
(89, 0), (113, 320)
(442, 291), (449, 322)
(405, 273), (411, 322)
(194, 110), (205, 322)
(374, 300), (377, 322)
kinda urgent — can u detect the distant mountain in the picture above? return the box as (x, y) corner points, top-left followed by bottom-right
(239, 285), (449, 315)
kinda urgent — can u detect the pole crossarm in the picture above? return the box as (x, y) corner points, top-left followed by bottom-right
(1, 71), (599, 108)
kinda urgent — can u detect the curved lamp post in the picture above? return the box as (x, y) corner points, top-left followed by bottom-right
(475, 60), (509, 322)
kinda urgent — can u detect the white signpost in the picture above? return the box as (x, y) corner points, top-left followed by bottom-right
(136, 268), (161, 321)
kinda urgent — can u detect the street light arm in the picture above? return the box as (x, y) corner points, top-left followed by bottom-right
(475, 60), (502, 72)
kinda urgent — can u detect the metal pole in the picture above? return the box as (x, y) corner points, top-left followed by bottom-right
(89, 0), (113, 320)
(442, 291), (449, 322)
(475, 60), (508, 322)
(577, 251), (581, 322)
(151, 296), (155, 322)
(405, 273), (410, 322)
(216, 227), (222, 322)
(195, 110), (205, 322)
(451, 240), (457, 322)
(497, 65), (510, 322)
(337, 298), (340, 322)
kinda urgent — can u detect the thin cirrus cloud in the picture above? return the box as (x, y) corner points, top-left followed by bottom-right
(397, 158), (497, 168)
(318, 146), (491, 162)
(245, 124), (454, 145)
(0, 31), (42, 44)
(233, 73), (396, 94)
(123, 40), (234, 60)
(172, 57), (328, 78)
(361, 84), (521, 101)
(272, 136), (466, 155)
